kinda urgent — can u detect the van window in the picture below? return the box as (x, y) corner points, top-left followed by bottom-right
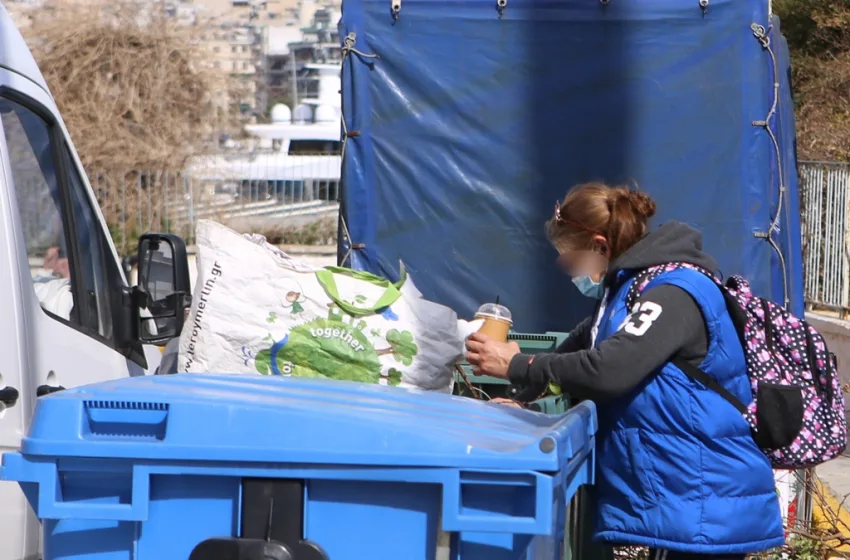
(1, 97), (113, 339)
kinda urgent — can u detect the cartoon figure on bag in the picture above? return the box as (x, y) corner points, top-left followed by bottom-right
(277, 280), (307, 317)
(285, 291), (305, 314)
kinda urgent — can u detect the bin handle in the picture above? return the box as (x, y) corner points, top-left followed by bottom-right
(440, 470), (553, 535)
(3, 455), (151, 522)
(43, 463), (150, 521)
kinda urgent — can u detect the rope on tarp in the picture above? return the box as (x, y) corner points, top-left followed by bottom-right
(338, 212), (365, 267)
(338, 32), (377, 267)
(699, 0), (709, 14)
(751, 22), (790, 309)
(391, 0), (401, 21)
(496, 0), (507, 18)
(341, 32), (378, 62)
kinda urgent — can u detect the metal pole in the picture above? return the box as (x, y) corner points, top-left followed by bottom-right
(842, 170), (850, 317)
(291, 49), (298, 108)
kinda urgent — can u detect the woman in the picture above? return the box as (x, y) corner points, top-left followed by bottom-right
(465, 183), (783, 560)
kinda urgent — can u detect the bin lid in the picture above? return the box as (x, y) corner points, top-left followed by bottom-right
(21, 375), (596, 472)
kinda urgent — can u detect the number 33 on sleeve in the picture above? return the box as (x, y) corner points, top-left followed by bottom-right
(620, 301), (663, 337)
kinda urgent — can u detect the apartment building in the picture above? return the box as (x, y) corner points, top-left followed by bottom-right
(190, 0), (305, 119)
(191, 0), (298, 25)
(266, 3), (340, 107)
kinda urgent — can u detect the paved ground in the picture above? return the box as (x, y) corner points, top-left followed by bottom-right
(815, 454), (850, 556)
(808, 313), (850, 552)
(807, 313), (850, 511)
(818, 454), (850, 502)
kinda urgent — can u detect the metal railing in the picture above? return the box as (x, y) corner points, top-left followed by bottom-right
(799, 161), (850, 317)
(86, 153), (341, 252)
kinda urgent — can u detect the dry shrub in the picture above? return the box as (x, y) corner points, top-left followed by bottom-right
(792, 54), (850, 161)
(250, 218), (338, 246)
(774, 0), (850, 161)
(14, 0), (241, 175)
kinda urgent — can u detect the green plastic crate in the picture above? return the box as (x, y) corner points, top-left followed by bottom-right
(455, 331), (569, 409)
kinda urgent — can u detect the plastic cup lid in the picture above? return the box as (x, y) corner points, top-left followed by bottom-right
(474, 303), (512, 324)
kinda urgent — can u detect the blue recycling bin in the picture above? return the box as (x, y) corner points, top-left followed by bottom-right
(2, 375), (596, 560)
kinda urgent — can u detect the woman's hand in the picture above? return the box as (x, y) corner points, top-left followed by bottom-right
(465, 332), (521, 379)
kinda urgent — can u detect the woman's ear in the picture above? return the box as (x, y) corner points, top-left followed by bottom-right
(592, 234), (609, 255)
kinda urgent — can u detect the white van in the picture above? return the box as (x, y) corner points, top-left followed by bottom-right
(0, 5), (192, 558)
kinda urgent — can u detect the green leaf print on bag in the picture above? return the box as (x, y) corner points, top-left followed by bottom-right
(255, 348), (273, 375)
(254, 308), (420, 385)
(267, 318), (380, 382)
(387, 368), (402, 386)
(381, 329), (419, 366)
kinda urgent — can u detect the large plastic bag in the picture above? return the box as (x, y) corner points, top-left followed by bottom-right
(178, 220), (481, 392)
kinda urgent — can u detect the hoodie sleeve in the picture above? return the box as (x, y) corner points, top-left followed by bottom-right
(554, 316), (592, 353)
(507, 284), (708, 401)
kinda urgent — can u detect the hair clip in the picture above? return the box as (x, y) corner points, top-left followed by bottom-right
(554, 201), (565, 223)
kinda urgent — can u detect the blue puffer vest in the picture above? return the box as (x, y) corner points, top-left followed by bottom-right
(592, 268), (784, 554)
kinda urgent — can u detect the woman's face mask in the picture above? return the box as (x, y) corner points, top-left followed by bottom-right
(572, 274), (604, 299)
(557, 247), (609, 300)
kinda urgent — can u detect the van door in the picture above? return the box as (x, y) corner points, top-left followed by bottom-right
(0, 95), (35, 559)
(0, 68), (150, 560)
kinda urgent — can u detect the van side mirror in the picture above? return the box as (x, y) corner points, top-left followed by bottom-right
(134, 233), (192, 345)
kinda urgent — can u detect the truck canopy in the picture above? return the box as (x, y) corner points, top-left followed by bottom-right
(339, 0), (803, 332)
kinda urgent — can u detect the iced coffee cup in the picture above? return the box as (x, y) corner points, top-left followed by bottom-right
(475, 303), (512, 343)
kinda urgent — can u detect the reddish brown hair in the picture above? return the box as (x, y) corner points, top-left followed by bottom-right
(545, 182), (657, 260)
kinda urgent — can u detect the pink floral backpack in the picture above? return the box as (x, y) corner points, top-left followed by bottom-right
(627, 262), (847, 469)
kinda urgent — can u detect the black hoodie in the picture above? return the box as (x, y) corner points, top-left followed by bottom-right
(508, 222), (719, 401)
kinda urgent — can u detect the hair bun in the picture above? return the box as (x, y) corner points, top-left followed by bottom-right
(607, 186), (657, 220)
(627, 190), (657, 219)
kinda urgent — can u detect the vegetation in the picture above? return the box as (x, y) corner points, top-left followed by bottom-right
(15, 0), (240, 175)
(251, 218), (338, 246)
(774, 0), (850, 161)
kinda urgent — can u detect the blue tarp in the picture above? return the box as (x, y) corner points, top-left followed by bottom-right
(339, 0), (804, 333)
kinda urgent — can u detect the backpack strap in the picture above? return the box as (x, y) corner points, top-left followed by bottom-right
(628, 263), (750, 418)
(671, 358), (748, 415)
